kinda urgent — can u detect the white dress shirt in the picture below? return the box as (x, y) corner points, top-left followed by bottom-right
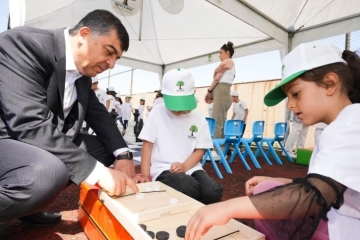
(63, 29), (128, 185)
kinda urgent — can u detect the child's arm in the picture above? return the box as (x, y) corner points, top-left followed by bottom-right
(138, 140), (153, 183)
(181, 149), (205, 172)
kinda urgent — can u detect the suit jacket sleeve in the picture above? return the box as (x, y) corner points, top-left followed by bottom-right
(0, 29), (97, 184)
(84, 87), (128, 153)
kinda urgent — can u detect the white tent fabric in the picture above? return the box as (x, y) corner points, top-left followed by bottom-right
(22, 0), (360, 75)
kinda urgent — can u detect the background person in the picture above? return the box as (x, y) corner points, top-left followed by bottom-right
(205, 41), (235, 138)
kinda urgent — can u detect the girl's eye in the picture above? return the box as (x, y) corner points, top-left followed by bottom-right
(292, 91), (300, 98)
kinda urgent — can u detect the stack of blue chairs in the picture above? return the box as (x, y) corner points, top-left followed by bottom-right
(202, 118), (225, 179)
(239, 120), (272, 168)
(261, 122), (293, 163)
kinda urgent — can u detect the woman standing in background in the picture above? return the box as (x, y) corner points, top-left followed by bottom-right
(205, 42), (235, 138)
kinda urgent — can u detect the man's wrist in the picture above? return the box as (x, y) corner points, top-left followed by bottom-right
(207, 88), (212, 93)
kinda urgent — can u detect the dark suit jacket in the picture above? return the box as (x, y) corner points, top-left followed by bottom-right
(0, 26), (127, 184)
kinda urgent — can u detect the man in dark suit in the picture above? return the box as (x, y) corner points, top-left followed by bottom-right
(0, 9), (139, 227)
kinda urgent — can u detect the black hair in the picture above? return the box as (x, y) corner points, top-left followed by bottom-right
(118, 97), (123, 105)
(69, 9), (129, 51)
(300, 50), (360, 103)
(221, 41), (235, 58)
(156, 92), (163, 99)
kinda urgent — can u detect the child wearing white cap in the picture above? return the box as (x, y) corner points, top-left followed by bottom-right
(230, 90), (248, 137)
(121, 95), (133, 134)
(91, 77), (110, 110)
(137, 68), (223, 204)
(186, 42), (360, 240)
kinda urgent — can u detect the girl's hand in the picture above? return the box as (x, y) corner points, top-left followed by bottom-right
(245, 176), (272, 196)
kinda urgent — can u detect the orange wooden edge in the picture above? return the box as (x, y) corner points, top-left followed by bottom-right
(79, 183), (134, 240)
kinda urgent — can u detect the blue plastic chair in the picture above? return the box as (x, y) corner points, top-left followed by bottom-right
(223, 120), (251, 170)
(262, 122), (294, 163)
(202, 118), (224, 178)
(241, 120), (272, 168)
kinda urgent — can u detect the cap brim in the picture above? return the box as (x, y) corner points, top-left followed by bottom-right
(264, 70), (306, 106)
(163, 94), (197, 111)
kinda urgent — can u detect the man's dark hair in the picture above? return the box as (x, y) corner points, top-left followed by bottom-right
(69, 9), (129, 51)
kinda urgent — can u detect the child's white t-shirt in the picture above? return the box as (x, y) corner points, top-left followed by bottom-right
(94, 88), (109, 107)
(139, 104), (213, 180)
(107, 95), (118, 113)
(122, 102), (133, 121)
(308, 104), (360, 239)
(208, 103), (213, 118)
(138, 105), (144, 119)
(232, 100), (248, 123)
(116, 103), (122, 117)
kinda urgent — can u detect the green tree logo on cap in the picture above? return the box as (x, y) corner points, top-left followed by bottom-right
(176, 80), (184, 90)
(189, 125), (198, 137)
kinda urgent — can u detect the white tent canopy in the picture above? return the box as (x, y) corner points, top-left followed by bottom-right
(23, 0), (360, 75)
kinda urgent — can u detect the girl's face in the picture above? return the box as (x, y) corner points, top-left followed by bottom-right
(219, 49), (230, 61)
(283, 78), (328, 126)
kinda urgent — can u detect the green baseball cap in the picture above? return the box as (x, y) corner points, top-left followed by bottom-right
(264, 42), (346, 107)
(161, 68), (197, 111)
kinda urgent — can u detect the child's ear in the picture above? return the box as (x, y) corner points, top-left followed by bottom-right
(323, 72), (340, 96)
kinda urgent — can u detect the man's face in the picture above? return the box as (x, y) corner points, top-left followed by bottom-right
(74, 27), (123, 77)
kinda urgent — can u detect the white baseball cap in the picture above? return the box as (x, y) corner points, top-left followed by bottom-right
(140, 96), (145, 101)
(92, 77), (99, 83)
(264, 42), (346, 107)
(231, 91), (239, 97)
(106, 86), (117, 94)
(161, 68), (197, 111)
(125, 94), (132, 98)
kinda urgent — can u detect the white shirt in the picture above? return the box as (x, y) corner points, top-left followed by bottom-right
(308, 104), (360, 239)
(219, 65), (235, 84)
(139, 104), (213, 180)
(63, 29), (82, 118)
(94, 88), (109, 108)
(122, 102), (133, 121)
(232, 100), (248, 123)
(153, 97), (164, 106)
(63, 29), (127, 185)
(208, 103), (213, 117)
(138, 105), (144, 119)
(107, 95), (118, 113)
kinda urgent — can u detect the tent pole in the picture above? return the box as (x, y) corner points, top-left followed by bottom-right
(345, 33), (351, 50)
(138, 0), (143, 41)
(130, 68), (134, 95)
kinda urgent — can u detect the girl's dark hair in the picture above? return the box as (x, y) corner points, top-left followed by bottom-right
(300, 50), (360, 103)
(156, 92), (163, 99)
(221, 41), (235, 58)
(118, 97), (123, 105)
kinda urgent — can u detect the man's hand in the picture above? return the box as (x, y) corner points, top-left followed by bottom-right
(97, 167), (139, 197)
(170, 162), (183, 173)
(114, 159), (136, 179)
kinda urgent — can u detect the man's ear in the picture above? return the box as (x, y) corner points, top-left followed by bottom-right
(323, 72), (340, 96)
(78, 27), (91, 44)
